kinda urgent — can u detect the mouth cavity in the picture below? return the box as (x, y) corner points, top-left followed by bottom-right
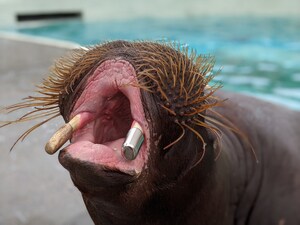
(58, 59), (149, 174)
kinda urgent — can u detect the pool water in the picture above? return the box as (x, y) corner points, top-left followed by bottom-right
(9, 17), (300, 109)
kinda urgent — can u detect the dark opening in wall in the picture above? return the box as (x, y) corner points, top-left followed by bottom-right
(16, 12), (82, 22)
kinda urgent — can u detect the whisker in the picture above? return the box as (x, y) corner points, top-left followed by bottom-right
(163, 121), (186, 150)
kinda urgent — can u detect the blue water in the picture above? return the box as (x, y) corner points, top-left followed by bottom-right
(6, 17), (300, 109)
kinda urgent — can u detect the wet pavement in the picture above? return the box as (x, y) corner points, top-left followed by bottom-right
(0, 37), (93, 225)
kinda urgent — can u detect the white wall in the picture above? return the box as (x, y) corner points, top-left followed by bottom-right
(0, 0), (299, 27)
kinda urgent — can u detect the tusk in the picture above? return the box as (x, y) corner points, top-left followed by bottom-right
(45, 114), (81, 155)
(122, 121), (144, 160)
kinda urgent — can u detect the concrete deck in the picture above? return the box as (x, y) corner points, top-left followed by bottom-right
(0, 33), (93, 225)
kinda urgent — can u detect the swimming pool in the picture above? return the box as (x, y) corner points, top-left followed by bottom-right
(7, 17), (300, 110)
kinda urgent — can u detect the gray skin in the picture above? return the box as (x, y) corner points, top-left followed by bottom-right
(213, 91), (300, 225)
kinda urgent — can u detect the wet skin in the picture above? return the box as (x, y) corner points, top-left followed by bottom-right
(56, 43), (299, 225)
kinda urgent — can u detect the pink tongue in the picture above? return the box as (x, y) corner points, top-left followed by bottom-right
(103, 139), (126, 157)
(66, 141), (125, 165)
(67, 118), (146, 173)
(71, 119), (142, 159)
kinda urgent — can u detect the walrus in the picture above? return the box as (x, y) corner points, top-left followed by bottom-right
(1, 41), (300, 225)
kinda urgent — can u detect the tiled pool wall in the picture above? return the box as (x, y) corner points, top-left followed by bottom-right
(0, 0), (299, 27)
(0, 0), (299, 110)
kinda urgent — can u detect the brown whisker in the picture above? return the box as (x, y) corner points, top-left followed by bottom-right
(163, 121), (186, 150)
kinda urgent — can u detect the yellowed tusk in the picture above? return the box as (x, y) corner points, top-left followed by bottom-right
(45, 114), (81, 155)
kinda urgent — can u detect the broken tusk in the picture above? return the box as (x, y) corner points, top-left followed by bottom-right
(122, 121), (144, 160)
(45, 114), (81, 155)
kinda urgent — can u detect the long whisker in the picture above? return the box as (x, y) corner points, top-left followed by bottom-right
(163, 121), (186, 150)
(9, 113), (60, 151)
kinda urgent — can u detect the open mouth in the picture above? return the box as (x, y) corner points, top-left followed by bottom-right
(63, 59), (150, 174)
(2, 40), (219, 178)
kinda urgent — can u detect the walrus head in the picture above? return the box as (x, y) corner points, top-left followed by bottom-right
(1, 41), (232, 224)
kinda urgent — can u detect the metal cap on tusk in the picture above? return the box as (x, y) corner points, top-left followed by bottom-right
(122, 122), (144, 160)
(45, 114), (81, 155)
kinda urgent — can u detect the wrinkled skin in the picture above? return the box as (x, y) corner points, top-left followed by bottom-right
(58, 41), (300, 225)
